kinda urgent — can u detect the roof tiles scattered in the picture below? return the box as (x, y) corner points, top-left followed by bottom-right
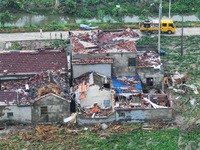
(137, 51), (162, 69)
(70, 29), (139, 55)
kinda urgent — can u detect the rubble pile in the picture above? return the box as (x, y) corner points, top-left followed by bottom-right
(81, 107), (113, 118)
(1, 70), (70, 105)
(137, 51), (161, 68)
(71, 29), (139, 55)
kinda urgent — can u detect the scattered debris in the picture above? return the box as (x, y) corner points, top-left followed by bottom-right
(101, 123), (108, 130)
(137, 51), (162, 69)
(64, 113), (77, 123)
(1, 70), (70, 105)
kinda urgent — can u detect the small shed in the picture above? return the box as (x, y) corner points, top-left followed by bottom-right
(32, 93), (71, 124)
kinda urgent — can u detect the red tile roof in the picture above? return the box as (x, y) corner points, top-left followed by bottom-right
(0, 91), (18, 105)
(0, 49), (67, 76)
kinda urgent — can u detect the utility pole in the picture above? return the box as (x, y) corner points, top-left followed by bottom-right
(169, 0), (171, 18)
(158, 0), (162, 52)
(181, 16), (183, 56)
(160, 0), (162, 20)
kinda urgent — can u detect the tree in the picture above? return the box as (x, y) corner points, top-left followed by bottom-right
(0, 11), (13, 27)
(5, 0), (21, 10)
(62, 0), (77, 14)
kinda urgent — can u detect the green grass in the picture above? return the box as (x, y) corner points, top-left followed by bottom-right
(1, 128), (200, 150)
(79, 129), (180, 150)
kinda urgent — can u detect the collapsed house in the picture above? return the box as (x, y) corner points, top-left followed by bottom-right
(0, 49), (71, 124)
(72, 72), (114, 117)
(69, 30), (172, 125)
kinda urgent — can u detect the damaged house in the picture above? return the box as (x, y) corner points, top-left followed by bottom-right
(70, 29), (139, 78)
(0, 49), (71, 124)
(137, 50), (164, 91)
(69, 29), (172, 125)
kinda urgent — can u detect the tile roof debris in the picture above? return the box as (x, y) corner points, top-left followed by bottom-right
(72, 57), (113, 64)
(70, 29), (139, 55)
(1, 70), (70, 105)
(137, 51), (162, 69)
(0, 48), (67, 76)
(0, 91), (17, 105)
(112, 76), (143, 94)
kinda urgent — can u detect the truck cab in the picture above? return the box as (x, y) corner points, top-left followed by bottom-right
(160, 19), (176, 34)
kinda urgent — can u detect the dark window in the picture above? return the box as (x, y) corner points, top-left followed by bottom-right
(144, 24), (150, 28)
(162, 23), (167, 27)
(103, 83), (110, 88)
(119, 112), (125, 117)
(41, 106), (48, 115)
(169, 23), (174, 28)
(7, 112), (13, 117)
(104, 100), (110, 108)
(128, 58), (136, 66)
(147, 78), (153, 86)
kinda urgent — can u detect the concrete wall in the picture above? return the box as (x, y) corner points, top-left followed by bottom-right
(115, 108), (172, 123)
(73, 63), (111, 78)
(77, 108), (172, 125)
(116, 109), (144, 123)
(80, 85), (112, 108)
(144, 108), (173, 121)
(137, 67), (164, 89)
(32, 95), (70, 124)
(111, 53), (137, 76)
(77, 112), (115, 126)
(0, 105), (31, 123)
(4, 40), (60, 50)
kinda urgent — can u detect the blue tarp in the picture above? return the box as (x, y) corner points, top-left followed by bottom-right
(112, 76), (143, 93)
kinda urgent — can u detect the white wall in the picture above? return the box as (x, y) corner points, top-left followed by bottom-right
(80, 85), (112, 108)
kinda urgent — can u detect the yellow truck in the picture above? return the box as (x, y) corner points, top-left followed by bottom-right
(139, 19), (176, 34)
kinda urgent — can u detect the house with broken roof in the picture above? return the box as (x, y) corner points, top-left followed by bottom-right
(137, 50), (164, 91)
(0, 49), (71, 124)
(70, 29), (140, 78)
(0, 71), (71, 124)
(69, 30), (172, 125)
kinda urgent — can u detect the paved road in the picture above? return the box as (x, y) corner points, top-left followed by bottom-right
(0, 27), (199, 49)
(0, 31), (69, 42)
(135, 27), (200, 37)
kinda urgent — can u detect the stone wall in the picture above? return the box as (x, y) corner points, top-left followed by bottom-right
(32, 94), (71, 124)
(137, 67), (164, 90)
